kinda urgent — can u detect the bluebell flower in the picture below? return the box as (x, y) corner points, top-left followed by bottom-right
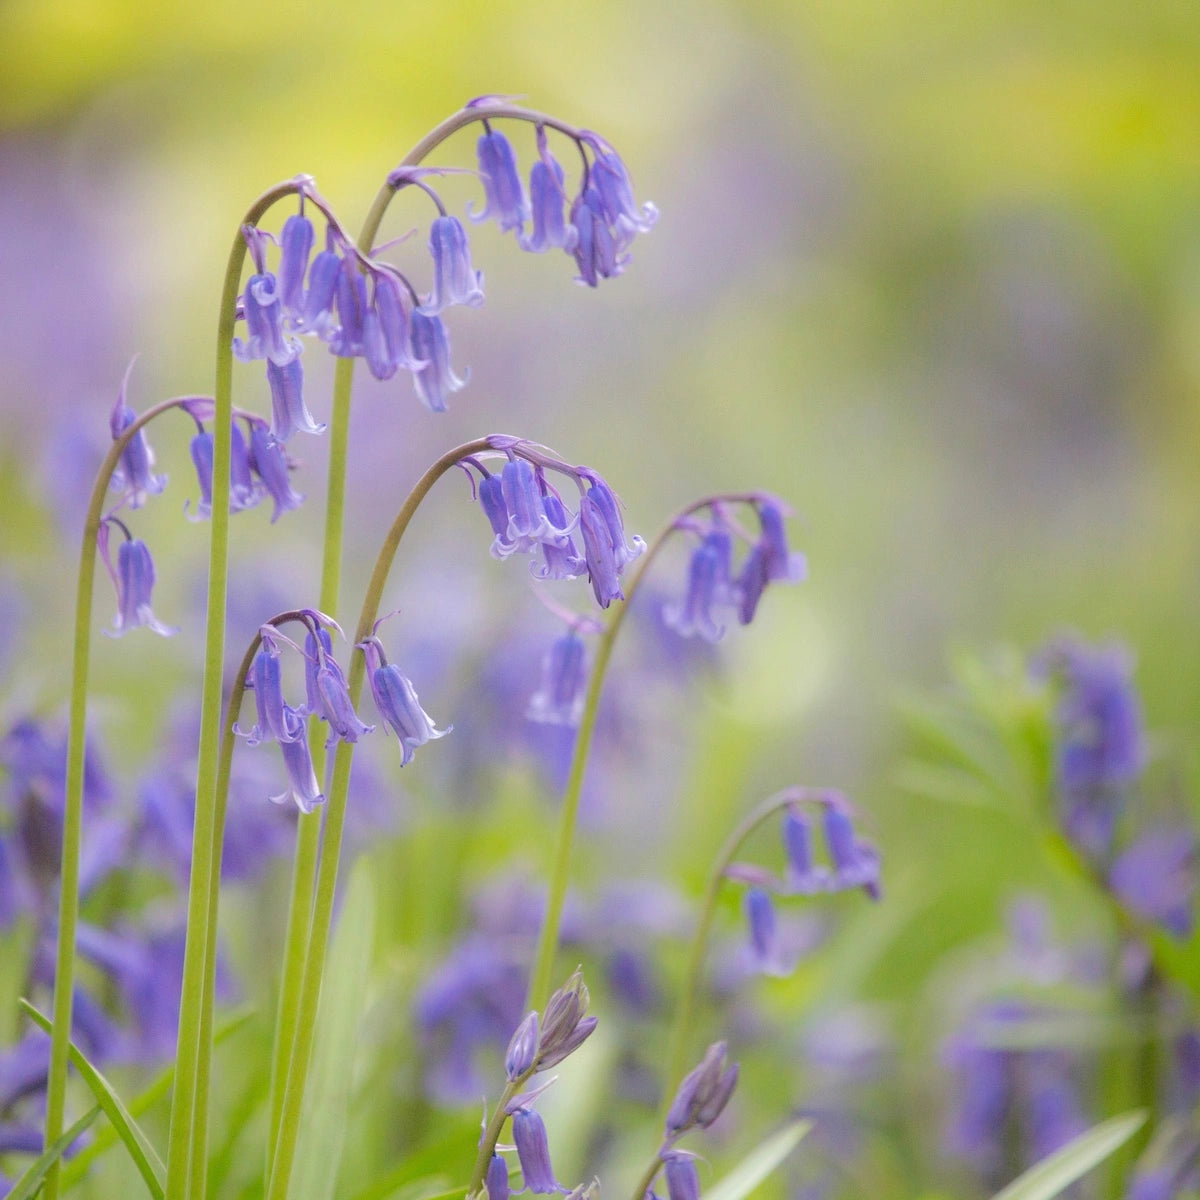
(735, 501), (806, 625)
(511, 1108), (561, 1194)
(102, 530), (177, 638)
(535, 969), (598, 1070)
(527, 632), (589, 727)
(570, 186), (623, 287)
(267, 354), (325, 443)
(272, 705), (325, 814)
(487, 1155), (511, 1200)
(234, 271), (298, 365)
(236, 629), (301, 746)
(505, 1011), (539, 1081)
(662, 1154), (701, 1200)
(534, 494), (587, 581)
(278, 212), (315, 317)
(469, 127), (529, 233)
(581, 136), (659, 245)
(109, 375), (167, 508)
(745, 887), (779, 970)
(1038, 638), (1144, 860)
(521, 128), (576, 254)
(583, 478), (645, 574)
(577, 479), (646, 608)
(1110, 827), (1196, 938)
(422, 215), (484, 314)
(782, 807), (829, 895)
(497, 459), (565, 557)
(664, 530), (733, 642)
(331, 255), (369, 358)
(247, 421), (305, 522)
(364, 269), (421, 382)
(187, 422), (260, 520)
(304, 625), (374, 747)
(359, 636), (450, 765)
(297, 238), (342, 338)
(409, 310), (467, 412)
(822, 800), (881, 899)
(479, 470), (510, 539)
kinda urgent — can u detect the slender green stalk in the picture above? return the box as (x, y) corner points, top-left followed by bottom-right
(266, 438), (491, 1200)
(165, 178), (308, 1200)
(524, 493), (768, 1013)
(630, 1154), (667, 1200)
(660, 788), (811, 1106)
(42, 395), (210, 1200)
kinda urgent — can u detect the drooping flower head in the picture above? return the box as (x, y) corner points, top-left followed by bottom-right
(358, 634), (450, 766)
(527, 630), (590, 728)
(108, 360), (167, 508)
(469, 126), (530, 233)
(98, 520), (177, 638)
(521, 126), (577, 255)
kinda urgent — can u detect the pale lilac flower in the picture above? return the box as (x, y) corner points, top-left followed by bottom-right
(236, 629), (300, 747)
(527, 632), (588, 727)
(278, 212), (315, 316)
(359, 636), (449, 765)
(271, 706), (325, 814)
(234, 271), (298, 365)
(534, 494), (587, 581)
(422, 215), (484, 314)
(103, 532), (177, 638)
(512, 1108), (561, 1194)
(409, 310), (466, 412)
(304, 626), (374, 748)
(247, 422), (305, 521)
(267, 354), (325, 443)
(521, 128), (576, 254)
(297, 238), (342, 337)
(664, 530), (733, 642)
(469, 128), (529, 233)
(581, 137), (659, 245)
(331, 255), (369, 358)
(1110, 828), (1196, 937)
(109, 374), (167, 508)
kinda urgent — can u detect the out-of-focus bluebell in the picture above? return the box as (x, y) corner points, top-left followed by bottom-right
(1109, 827), (1196, 938)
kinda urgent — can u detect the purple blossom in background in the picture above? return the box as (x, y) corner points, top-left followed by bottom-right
(664, 530), (733, 642)
(1110, 827), (1197, 937)
(1038, 637), (1144, 860)
(527, 631), (589, 727)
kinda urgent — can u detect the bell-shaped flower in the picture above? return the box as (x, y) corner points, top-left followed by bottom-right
(469, 128), (529, 233)
(664, 1041), (738, 1138)
(527, 632), (588, 727)
(359, 636), (450, 766)
(271, 706), (325, 814)
(479, 471), (510, 540)
(247, 422), (305, 521)
(234, 272), (299, 365)
(187, 423), (260, 520)
(278, 213), (315, 318)
(422, 215), (484, 314)
(511, 1108), (561, 1195)
(267, 354), (325, 444)
(570, 187), (624, 287)
(298, 242), (342, 338)
(104, 534), (177, 638)
(781, 807), (829, 894)
(409, 310), (467, 412)
(236, 630), (301, 746)
(521, 129), (576, 254)
(584, 141), (659, 245)
(664, 530), (733, 642)
(533, 494), (587, 581)
(487, 1155), (511, 1200)
(109, 383), (167, 508)
(304, 626), (374, 748)
(822, 800), (881, 899)
(330, 256), (369, 358)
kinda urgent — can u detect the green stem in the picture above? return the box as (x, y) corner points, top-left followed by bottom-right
(42, 395), (211, 1200)
(630, 1155), (666, 1200)
(266, 438), (491, 1200)
(465, 1079), (523, 1199)
(165, 177), (309, 1200)
(660, 787), (810, 1113)
(524, 493), (768, 1014)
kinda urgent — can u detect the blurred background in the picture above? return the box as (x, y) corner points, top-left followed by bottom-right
(2, 1), (1199, 1197)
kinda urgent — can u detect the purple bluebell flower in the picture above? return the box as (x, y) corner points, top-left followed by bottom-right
(512, 1108), (561, 1194)
(584, 142), (658, 243)
(664, 530), (733, 642)
(479, 471), (509, 538)
(271, 705), (325, 814)
(109, 376), (167, 508)
(745, 887), (779, 969)
(267, 354), (325, 443)
(521, 128), (576, 254)
(366, 269), (420, 381)
(234, 271), (298, 365)
(662, 1154), (701, 1200)
(822, 799), (881, 899)
(527, 632), (589, 727)
(409, 310), (467, 412)
(187, 422), (260, 520)
(103, 531), (177, 638)
(247, 421), (305, 522)
(577, 480), (646, 608)
(487, 1155), (511, 1200)
(782, 807), (829, 894)
(534, 494), (587, 581)
(506, 1011), (539, 1081)
(583, 478), (645, 574)
(422, 215), (484, 313)
(331, 255), (369, 358)
(469, 127), (529, 233)
(495, 459), (560, 556)
(755, 502), (807, 583)
(297, 238), (342, 338)
(236, 629), (301, 746)
(359, 636), (449, 765)
(278, 212), (315, 317)
(1110, 828), (1196, 937)
(665, 1041), (738, 1139)
(570, 186), (623, 287)
(734, 543), (770, 626)
(304, 625), (374, 747)
(1039, 637), (1143, 859)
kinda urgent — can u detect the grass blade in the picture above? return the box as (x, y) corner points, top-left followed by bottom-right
(6, 1104), (101, 1200)
(703, 1118), (813, 1200)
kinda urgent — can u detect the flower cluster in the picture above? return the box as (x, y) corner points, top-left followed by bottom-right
(664, 498), (806, 642)
(235, 613), (448, 812)
(726, 792), (881, 974)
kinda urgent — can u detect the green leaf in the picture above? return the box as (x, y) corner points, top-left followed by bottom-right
(990, 1110), (1147, 1200)
(20, 998), (166, 1199)
(703, 1118), (813, 1200)
(59, 1007), (253, 1188)
(5, 1104), (101, 1200)
(289, 856), (377, 1200)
